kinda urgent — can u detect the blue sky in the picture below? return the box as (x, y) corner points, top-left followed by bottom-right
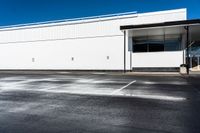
(0, 0), (199, 26)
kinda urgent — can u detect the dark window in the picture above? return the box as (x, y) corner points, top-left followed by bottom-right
(164, 40), (180, 51)
(149, 43), (164, 52)
(132, 34), (181, 53)
(190, 41), (200, 56)
(133, 44), (148, 52)
(191, 41), (200, 50)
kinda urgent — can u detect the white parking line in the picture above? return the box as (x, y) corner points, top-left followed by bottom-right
(92, 72), (106, 75)
(111, 80), (136, 95)
(120, 94), (186, 101)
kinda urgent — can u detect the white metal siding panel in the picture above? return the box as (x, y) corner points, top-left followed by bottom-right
(132, 51), (183, 68)
(0, 9), (186, 44)
(0, 36), (124, 70)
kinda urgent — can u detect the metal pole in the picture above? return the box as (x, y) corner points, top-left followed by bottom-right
(185, 26), (190, 74)
(190, 56), (192, 69)
(124, 31), (126, 73)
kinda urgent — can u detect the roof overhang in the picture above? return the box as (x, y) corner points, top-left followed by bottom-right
(120, 19), (200, 31)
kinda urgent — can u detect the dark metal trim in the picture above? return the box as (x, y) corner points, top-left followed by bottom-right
(132, 67), (180, 72)
(120, 19), (200, 30)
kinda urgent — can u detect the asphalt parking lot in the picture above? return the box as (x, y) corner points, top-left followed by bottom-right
(0, 71), (200, 133)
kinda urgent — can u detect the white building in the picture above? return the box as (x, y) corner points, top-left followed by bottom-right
(0, 8), (199, 71)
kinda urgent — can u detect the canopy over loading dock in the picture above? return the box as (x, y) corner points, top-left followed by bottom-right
(120, 19), (200, 73)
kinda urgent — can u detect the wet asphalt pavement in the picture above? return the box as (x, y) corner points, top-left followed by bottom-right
(0, 72), (200, 133)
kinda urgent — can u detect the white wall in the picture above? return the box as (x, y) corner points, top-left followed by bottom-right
(132, 51), (183, 68)
(0, 36), (124, 70)
(0, 9), (187, 70)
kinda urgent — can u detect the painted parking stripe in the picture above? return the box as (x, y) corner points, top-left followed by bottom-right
(111, 80), (136, 95)
(121, 94), (186, 101)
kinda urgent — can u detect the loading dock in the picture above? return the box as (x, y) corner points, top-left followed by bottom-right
(121, 19), (200, 72)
